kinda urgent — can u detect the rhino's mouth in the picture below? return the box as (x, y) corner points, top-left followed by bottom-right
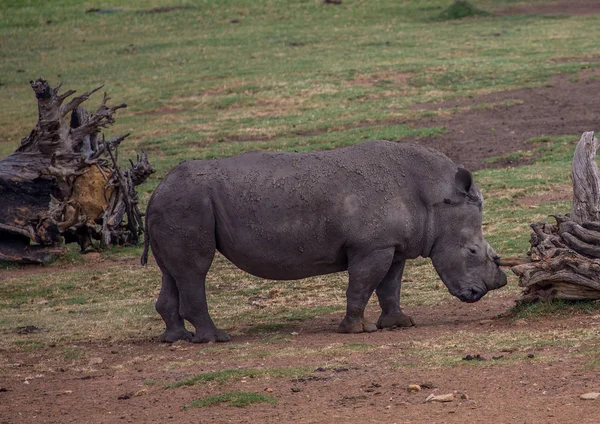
(455, 285), (487, 303)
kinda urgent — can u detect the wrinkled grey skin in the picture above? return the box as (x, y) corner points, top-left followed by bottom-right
(141, 141), (507, 343)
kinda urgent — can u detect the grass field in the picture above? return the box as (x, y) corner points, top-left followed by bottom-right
(2, 0), (598, 167)
(1, 0), (600, 351)
(4, 2), (600, 422)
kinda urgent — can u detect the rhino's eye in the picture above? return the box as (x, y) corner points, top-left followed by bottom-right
(468, 247), (477, 255)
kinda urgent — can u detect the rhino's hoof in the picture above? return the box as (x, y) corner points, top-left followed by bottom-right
(337, 318), (378, 334)
(192, 328), (231, 343)
(377, 312), (415, 329)
(363, 321), (378, 333)
(158, 329), (194, 343)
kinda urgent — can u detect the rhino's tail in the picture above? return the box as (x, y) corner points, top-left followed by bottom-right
(141, 211), (150, 266)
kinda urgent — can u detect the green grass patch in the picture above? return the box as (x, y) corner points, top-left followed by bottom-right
(392, 325), (596, 369)
(166, 366), (311, 388)
(485, 149), (536, 165)
(587, 349), (600, 368)
(185, 392), (276, 409)
(63, 347), (87, 360)
(231, 342), (378, 361)
(435, 1), (491, 21)
(510, 299), (600, 320)
(14, 340), (45, 351)
(260, 335), (293, 345)
(484, 134), (576, 165)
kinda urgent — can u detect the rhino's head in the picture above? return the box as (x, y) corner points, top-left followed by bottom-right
(428, 167), (507, 303)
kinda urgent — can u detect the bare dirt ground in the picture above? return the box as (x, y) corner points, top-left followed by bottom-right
(1, 296), (599, 423)
(3, 3), (600, 423)
(409, 66), (600, 171)
(497, 0), (600, 17)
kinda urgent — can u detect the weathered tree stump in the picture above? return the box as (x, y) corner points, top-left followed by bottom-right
(0, 78), (154, 264)
(512, 131), (600, 302)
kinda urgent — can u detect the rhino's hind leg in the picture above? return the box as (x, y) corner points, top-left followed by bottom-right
(156, 270), (193, 343)
(175, 278), (231, 343)
(173, 254), (231, 344)
(152, 206), (230, 343)
(337, 248), (395, 334)
(375, 260), (415, 329)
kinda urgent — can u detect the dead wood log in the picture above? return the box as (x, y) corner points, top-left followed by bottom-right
(0, 78), (154, 264)
(571, 131), (600, 223)
(512, 131), (600, 302)
(497, 256), (531, 267)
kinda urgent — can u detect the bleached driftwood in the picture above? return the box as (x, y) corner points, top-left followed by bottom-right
(512, 132), (600, 302)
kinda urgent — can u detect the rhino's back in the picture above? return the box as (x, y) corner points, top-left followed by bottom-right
(152, 140), (459, 233)
(186, 140), (456, 194)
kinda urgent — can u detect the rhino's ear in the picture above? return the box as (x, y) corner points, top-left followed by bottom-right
(455, 167), (473, 196)
(445, 167), (482, 207)
(450, 167), (483, 209)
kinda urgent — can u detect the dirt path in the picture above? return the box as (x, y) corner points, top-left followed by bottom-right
(409, 67), (600, 171)
(1, 296), (599, 423)
(497, 0), (600, 17)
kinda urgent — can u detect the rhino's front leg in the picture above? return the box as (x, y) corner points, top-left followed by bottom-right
(375, 260), (415, 329)
(338, 248), (395, 334)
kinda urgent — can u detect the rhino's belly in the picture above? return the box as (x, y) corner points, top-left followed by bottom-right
(212, 197), (349, 279)
(216, 234), (347, 281)
(226, 256), (347, 281)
